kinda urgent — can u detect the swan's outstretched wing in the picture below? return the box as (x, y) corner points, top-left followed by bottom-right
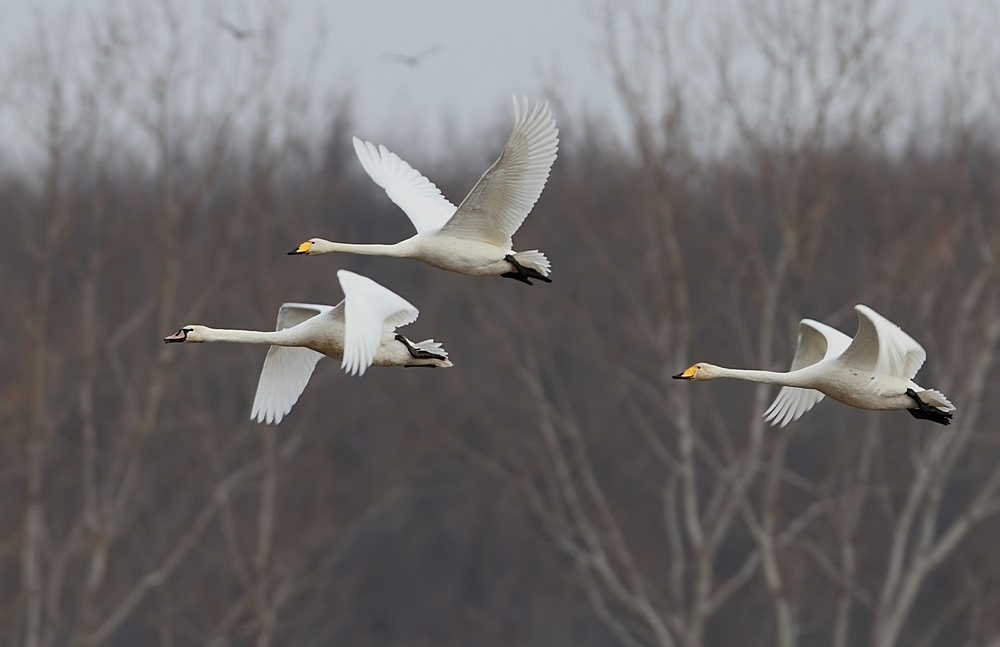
(837, 305), (926, 379)
(251, 303), (337, 425)
(789, 320), (853, 370)
(765, 319), (853, 427)
(338, 270), (419, 376)
(440, 97), (559, 248)
(352, 138), (457, 233)
(276, 303), (342, 328)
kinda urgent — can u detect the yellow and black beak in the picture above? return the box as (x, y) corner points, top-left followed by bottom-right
(672, 366), (698, 380)
(288, 241), (312, 255)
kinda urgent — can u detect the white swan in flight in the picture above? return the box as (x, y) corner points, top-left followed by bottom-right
(289, 96), (559, 285)
(164, 270), (452, 424)
(673, 305), (955, 426)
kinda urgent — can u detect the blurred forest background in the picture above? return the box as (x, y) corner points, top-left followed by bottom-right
(2, 0), (1000, 645)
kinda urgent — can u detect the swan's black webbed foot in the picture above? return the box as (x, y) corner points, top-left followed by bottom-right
(501, 271), (533, 285)
(501, 255), (552, 286)
(905, 388), (953, 426)
(395, 334), (446, 360)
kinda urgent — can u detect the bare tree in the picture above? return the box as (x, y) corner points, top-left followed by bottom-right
(460, 2), (1000, 647)
(2, 1), (1000, 646)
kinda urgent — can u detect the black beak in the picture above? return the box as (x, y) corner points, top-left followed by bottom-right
(672, 372), (689, 380)
(287, 248), (305, 255)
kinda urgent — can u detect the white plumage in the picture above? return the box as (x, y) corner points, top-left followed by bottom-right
(251, 304), (330, 425)
(351, 140), (456, 233)
(338, 270), (419, 377)
(289, 97), (559, 285)
(764, 319), (853, 427)
(675, 305), (955, 426)
(164, 270), (452, 425)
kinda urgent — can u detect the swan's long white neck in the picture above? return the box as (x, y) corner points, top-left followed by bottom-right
(194, 327), (302, 346)
(312, 238), (413, 258)
(705, 366), (805, 387)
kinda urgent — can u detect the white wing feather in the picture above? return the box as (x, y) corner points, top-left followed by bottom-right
(338, 270), (419, 376)
(440, 97), (559, 248)
(765, 319), (853, 427)
(837, 305), (926, 379)
(276, 302), (342, 328)
(352, 137), (456, 233)
(251, 303), (333, 425)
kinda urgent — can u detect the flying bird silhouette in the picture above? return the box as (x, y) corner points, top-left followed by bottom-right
(218, 18), (255, 40)
(381, 45), (443, 67)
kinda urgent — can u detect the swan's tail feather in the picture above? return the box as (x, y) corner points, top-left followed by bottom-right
(512, 250), (550, 277)
(413, 338), (448, 358)
(917, 389), (955, 412)
(411, 339), (453, 367)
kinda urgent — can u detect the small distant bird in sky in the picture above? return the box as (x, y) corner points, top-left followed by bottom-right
(381, 45), (443, 67)
(218, 18), (255, 40)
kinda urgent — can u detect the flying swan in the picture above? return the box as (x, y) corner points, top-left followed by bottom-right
(673, 305), (955, 426)
(164, 270), (452, 424)
(289, 96), (559, 285)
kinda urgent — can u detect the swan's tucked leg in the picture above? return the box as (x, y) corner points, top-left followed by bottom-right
(501, 255), (552, 285)
(904, 388), (953, 426)
(395, 334), (446, 360)
(501, 255), (533, 285)
(521, 267), (552, 282)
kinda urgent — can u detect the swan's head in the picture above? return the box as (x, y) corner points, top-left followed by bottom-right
(288, 238), (323, 256)
(672, 363), (718, 380)
(164, 325), (210, 343)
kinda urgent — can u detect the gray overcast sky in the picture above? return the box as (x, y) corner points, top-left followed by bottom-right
(0, 0), (997, 165)
(304, 0), (604, 144)
(0, 0), (605, 158)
